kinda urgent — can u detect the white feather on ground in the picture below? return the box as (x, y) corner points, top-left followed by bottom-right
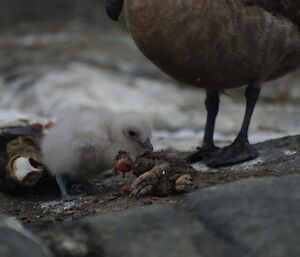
(41, 107), (152, 181)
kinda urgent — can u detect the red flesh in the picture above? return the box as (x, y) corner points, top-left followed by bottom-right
(112, 152), (133, 176)
(122, 184), (132, 194)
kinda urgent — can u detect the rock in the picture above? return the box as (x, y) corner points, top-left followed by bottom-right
(39, 205), (244, 257)
(183, 175), (300, 257)
(0, 134), (298, 226)
(42, 175), (299, 257)
(0, 135), (298, 257)
(193, 135), (300, 175)
(39, 175), (300, 257)
(0, 215), (52, 257)
(19, 133), (300, 257)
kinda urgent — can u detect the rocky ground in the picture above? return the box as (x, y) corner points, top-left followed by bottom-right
(0, 135), (299, 257)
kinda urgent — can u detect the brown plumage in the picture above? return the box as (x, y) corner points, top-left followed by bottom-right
(281, 0), (300, 25)
(124, 0), (300, 89)
(245, 0), (300, 26)
(106, 0), (300, 167)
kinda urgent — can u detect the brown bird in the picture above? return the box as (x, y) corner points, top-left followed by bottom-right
(106, 0), (300, 167)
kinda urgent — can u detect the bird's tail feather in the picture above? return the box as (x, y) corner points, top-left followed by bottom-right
(244, 0), (300, 27)
(282, 0), (300, 27)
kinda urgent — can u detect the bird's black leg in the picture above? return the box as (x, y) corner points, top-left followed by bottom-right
(106, 0), (124, 21)
(186, 90), (220, 163)
(55, 175), (76, 201)
(206, 82), (261, 168)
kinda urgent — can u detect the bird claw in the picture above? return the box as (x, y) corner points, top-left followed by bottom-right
(205, 139), (258, 168)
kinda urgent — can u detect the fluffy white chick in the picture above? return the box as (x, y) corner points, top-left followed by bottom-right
(42, 108), (153, 201)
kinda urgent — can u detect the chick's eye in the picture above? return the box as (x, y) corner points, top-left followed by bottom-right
(128, 130), (136, 137)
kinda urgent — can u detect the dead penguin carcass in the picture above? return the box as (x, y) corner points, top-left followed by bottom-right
(114, 151), (196, 196)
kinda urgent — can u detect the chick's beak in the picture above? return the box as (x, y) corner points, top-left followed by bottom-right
(139, 139), (154, 151)
(106, 0), (124, 21)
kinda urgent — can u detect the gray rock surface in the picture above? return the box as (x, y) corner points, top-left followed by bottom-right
(38, 175), (300, 257)
(193, 135), (300, 174)
(0, 215), (53, 257)
(184, 175), (300, 257)
(40, 205), (243, 257)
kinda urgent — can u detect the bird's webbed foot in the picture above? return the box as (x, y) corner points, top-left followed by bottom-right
(185, 145), (220, 163)
(205, 139), (258, 168)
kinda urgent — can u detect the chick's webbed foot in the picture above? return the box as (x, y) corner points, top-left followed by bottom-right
(205, 139), (258, 168)
(62, 194), (76, 202)
(186, 146), (220, 163)
(55, 175), (76, 202)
